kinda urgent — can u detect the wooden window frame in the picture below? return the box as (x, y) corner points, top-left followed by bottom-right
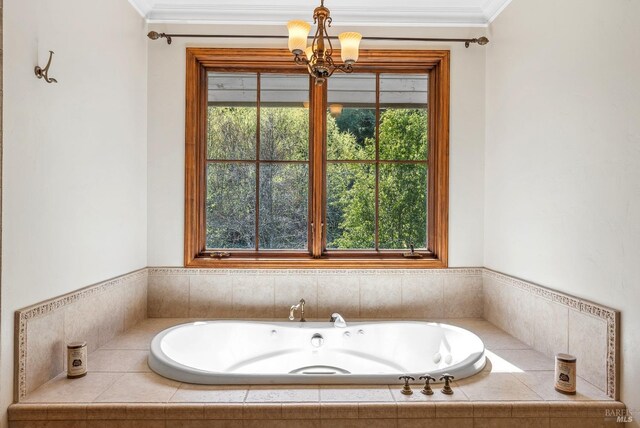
(185, 48), (449, 268)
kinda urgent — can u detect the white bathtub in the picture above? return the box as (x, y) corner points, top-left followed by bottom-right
(148, 320), (486, 384)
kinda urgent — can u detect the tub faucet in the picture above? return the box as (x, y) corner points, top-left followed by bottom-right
(289, 299), (306, 322)
(330, 313), (347, 328)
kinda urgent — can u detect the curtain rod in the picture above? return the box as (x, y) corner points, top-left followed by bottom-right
(147, 31), (489, 48)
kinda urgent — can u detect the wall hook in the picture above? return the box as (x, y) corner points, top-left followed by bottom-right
(35, 51), (58, 83)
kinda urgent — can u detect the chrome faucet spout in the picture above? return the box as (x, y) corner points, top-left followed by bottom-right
(330, 312), (347, 328)
(289, 299), (306, 322)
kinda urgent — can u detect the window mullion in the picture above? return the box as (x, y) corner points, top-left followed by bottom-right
(255, 73), (261, 252)
(374, 73), (381, 251)
(309, 80), (326, 258)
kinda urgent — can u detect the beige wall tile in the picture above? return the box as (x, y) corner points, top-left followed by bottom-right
(65, 295), (102, 354)
(568, 310), (608, 392)
(533, 298), (569, 357)
(274, 276), (318, 320)
(232, 275), (275, 318)
(483, 276), (510, 333)
(95, 373), (180, 403)
(26, 311), (65, 394)
(401, 275), (444, 318)
(359, 275), (402, 318)
(148, 275), (189, 318)
(443, 275), (483, 318)
(317, 275), (360, 319)
(188, 275), (233, 318)
(97, 287), (127, 348)
(504, 286), (535, 346)
(124, 277), (147, 330)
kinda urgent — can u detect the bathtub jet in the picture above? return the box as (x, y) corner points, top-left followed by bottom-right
(148, 320), (486, 385)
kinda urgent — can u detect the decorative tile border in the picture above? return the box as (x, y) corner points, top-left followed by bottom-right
(14, 269), (148, 401)
(482, 269), (619, 400)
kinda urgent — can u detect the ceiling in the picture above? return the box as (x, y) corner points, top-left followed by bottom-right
(128, 0), (511, 26)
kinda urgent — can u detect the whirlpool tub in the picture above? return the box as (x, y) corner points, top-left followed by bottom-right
(148, 320), (486, 384)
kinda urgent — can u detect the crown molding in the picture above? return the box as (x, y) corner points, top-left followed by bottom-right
(484, 0), (513, 23)
(127, 0), (511, 26)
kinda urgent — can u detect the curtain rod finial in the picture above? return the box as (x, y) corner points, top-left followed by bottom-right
(148, 31), (172, 45)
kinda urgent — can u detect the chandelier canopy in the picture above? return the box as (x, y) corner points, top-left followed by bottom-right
(287, 0), (362, 85)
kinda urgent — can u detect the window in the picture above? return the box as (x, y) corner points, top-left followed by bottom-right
(185, 48), (449, 268)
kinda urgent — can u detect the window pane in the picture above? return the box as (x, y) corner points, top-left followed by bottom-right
(207, 73), (257, 160)
(379, 74), (428, 161)
(260, 74), (309, 161)
(206, 163), (256, 249)
(259, 164), (308, 249)
(327, 74), (376, 161)
(326, 163), (375, 249)
(379, 164), (427, 249)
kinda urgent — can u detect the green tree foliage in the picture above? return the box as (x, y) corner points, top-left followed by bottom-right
(205, 106), (308, 249)
(206, 105), (428, 251)
(327, 108), (428, 249)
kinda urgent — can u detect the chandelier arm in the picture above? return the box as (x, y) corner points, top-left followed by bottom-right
(324, 21), (334, 58)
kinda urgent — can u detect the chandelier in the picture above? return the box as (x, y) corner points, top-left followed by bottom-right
(287, 0), (362, 85)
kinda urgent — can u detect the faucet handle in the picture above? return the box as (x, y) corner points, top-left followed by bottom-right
(439, 373), (455, 395)
(419, 374), (436, 395)
(398, 376), (415, 395)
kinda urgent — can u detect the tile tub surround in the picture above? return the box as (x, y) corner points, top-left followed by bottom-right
(482, 269), (619, 400)
(147, 268), (484, 320)
(9, 318), (625, 428)
(15, 269), (148, 401)
(15, 266), (619, 407)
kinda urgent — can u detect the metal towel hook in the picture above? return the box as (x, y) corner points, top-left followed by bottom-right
(34, 51), (58, 83)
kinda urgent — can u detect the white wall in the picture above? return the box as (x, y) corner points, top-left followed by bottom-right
(485, 0), (640, 418)
(1, 0), (148, 425)
(147, 24), (486, 267)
